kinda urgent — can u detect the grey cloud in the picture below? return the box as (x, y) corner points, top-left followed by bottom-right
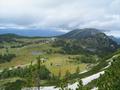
(0, 0), (120, 36)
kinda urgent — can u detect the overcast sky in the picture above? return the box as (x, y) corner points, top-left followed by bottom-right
(0, 0), (120, 37)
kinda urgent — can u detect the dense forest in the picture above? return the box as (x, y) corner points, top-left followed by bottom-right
(0, 56), (51, 90)
(0, 48), (16, 63)
(96, 56), (120, 90)
(52, 39), (117, 58)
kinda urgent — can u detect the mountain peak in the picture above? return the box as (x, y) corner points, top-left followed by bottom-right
(60, 28), (102, 39)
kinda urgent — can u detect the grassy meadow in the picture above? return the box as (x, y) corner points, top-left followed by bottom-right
(0, 39), (88, 76)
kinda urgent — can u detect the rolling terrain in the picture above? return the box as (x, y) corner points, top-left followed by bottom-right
(0, 28), (120, 90)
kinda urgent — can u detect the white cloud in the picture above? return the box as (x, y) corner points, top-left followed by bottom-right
(0, 0), (120, 36)
(105, 30), (120, 38)
(0, 23), (29, 30)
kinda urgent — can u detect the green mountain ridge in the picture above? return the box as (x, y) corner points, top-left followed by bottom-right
(0, 33), (25, 38)
(59, 28), (101, 39)
(56, 28), (119, 55)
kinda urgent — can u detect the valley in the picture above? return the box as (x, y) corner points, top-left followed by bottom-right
(0, 38), (88, 76)
(0, 28), (120, 90)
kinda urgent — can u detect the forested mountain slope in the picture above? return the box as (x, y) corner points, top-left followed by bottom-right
(96, 55), (120, 90)
(55, 28), (119, 56)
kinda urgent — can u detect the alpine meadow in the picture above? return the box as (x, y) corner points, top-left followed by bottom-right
(0, 0), (120, 90)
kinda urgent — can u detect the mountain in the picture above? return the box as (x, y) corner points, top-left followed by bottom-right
(0, 33), (25, 44)
(59, 28), (101, 39)
(57, 28), (119, 55)
(109, 36), (120, 45)
(0, 28), (66, 37)
(0, 33), (25, 38)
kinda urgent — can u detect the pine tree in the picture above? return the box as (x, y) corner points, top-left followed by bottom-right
(65, 70), (71, 80)
(36, 55), (42, 90)
(58, 69), (61, 79)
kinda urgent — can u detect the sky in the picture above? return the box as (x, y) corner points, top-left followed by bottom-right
(0, 0), (120, 37)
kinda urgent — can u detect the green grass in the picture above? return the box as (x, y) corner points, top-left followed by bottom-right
(0, 40), (90, 76)
(0, 77), (23, 86)
(0, 42), (60, 68)
(44, 54), (87, 76)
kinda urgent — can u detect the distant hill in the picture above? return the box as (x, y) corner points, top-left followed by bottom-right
(0, 28), (66, 37)
(0, 33), (26, 45)
(56, 28), (119, 55)
(0, 33), (51, 39)
(0, 33), (25, 39)
(109, 36), (120, 45)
